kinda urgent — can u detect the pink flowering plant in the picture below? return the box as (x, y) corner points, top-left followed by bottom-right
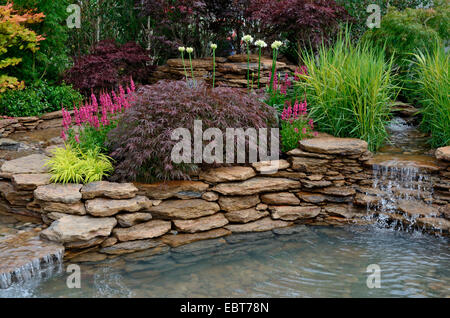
(61, 77), (136, 153)
(280, 98), (317, 152)
(265, 72), (294, 111)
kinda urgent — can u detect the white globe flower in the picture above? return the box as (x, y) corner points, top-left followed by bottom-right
(178, 46), (186, 52)
(255, 40), (267, 48)
(186, 47), (194, 54)
(210, 43), (218, 50)
(242, 34), (254, 44)
(271, 41), (283, 50)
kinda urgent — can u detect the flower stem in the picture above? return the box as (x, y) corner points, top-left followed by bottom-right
(188, 53), (195, 83)
(181, 52), (188, 81)
(269, 49), (278, 93)
(246, 45), (250, 92)
(212, 49), (216, 89)
(257, 47), (262, 89)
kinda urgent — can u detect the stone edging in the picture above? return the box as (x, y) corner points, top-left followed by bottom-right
(0, 137), (449, 262)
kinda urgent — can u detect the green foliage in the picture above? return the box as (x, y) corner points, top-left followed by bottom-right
(46, 145), (114, 184)
(0, 81), (82, 117)
(412, 47), (450, 148)
(2, 0), (71, 84)
(336, 0), (434, 39)
(280, 119), (314, 152)
(362, 3), (449, 101)
(0, 2), (44, 93)
(297, 31), (398, 152)
(67, 124), (117, 154)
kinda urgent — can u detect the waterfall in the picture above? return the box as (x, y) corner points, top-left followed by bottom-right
(0, 247), (64, 290)
(365, 164), (434, 230)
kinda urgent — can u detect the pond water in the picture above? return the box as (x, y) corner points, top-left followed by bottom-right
(1, 225), (449, 298)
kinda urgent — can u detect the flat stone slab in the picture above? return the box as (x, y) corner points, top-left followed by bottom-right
(12, 173), (51, 191)
(173, 213), (228, 233)
(34, 183), (82, 204)
(135, 181), (210, 199)
(199, 166), (256, 183)
(148, 199), (220, 220)
(212, 177), (301, 196)
(261, 192), (300, 205)
(0, 154), (50, 177)
(398, 200), (440, 217)
(40, 215), (117, 243)
(251, 160), (290, 174)
(100, 239), (167, 255)
(225, 217), (292, 233)
(81, 181), (138, 199)
(366, 154), (446, 172)
(269, 206), (321, 221)
(85, 196), (151, 217)
(225, 208), (269, 223)
(218, 195), (260, 212)
(436, 146), (450, 162)
(161, 228), (231, 248)
(41, 201), (86, 215)
(113, 220), (171, 242)
(416, 217), (450, 232)
(299, 137), (368, 155)
(0, 231), (64, 289)
(116, 212), (152, 227)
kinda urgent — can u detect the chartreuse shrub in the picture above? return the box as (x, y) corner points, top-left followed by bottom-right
(108, 80), (278, 182)
(412, 47), (450, 148)
(46, 145), (114, 183)
(0, 81), (82, 117)
(362, 3), (449, 101)
(46, 145), (113, 184)
(297, 31), (398, 152)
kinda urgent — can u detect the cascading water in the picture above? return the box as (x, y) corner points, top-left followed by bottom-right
(0, 232), (64, 289)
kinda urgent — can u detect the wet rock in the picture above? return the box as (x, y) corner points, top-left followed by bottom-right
(416, 217), (450, 232)
(290, 157), (329, 172)
(85, 196), (151, 217)
(261, 192), (300, 205)
(116, 212), (153, 227)
(135, 180), (210, 200)
(173, 213), (228, 233)
(317, 186), (356, 197)
(148, 199), (220, 219)
(323, 204), (364, 219)
(0, 154), (49, 177)
(273, 224), (311, 235)
(299, 137), (368, 155)
(365, 154), (446, 172)
(251, 160), (290, 174)
(70, 252), (107, 263)
(296, 191), (327, 204)
(286, 148), (334, 159)
(269, 206), (321, 221)
(436, 146), (450, 162)
(225, 217), (292, 233)
(225, 208), (269, 223)
(65, 237), (106, 249)
(354, 193), (382, 206)
(41, 201), (86, 215)
(34, 183), (82, 204)
(100, 239), (168, 255)
(113, 219), (171, 242)
(11, 173), (51, 190)
(0, 138), (20, 151)
(199, 166), (256, 183)
(218, 195), (260, 212)
(212, 177), (300, 195)
(301, 179), (333, 189)
(81, 181), (138, 199)
(201, 192), (219, 201)
(441, 204), (450, 219)
(224, 230), (275, 244)
(40, 215), (117, 243)
(162, 228), (231, 248)
(171, 238), (227, 255)
(398, 200), (440, 217)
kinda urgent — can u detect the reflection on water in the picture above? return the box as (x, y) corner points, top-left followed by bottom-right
(1, 225), (449, 298)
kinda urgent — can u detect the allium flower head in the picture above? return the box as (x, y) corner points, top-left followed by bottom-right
(210, 43), (218, 50)
(255, 40), (267, 48)
(186, 47), (194, 54)
(178, 46), (186, 52)
(271, 41), (283, 50)
(242, 34), (254, 44)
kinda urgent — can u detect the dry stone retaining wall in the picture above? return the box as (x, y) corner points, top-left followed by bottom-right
(0, 137), (448, 262)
